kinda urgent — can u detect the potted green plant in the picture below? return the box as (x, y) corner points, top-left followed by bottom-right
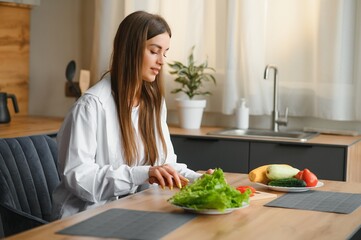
(168, 46), (216, 129)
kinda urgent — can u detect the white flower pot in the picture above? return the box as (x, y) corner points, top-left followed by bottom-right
(176, 99), (206, 129)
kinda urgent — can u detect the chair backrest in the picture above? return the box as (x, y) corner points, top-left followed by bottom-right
(0, 135), (59, 236)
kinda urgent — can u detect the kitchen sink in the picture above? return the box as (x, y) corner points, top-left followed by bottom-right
(207, 128), (319, 142)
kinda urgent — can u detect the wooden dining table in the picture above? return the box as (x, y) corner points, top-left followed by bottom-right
(6, 173), (361, 240)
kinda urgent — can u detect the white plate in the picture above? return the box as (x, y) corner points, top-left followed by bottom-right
(171, 202), (249, 215)
(256, 181), (324, 192)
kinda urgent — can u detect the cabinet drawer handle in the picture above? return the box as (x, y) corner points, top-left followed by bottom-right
(278, 143), (313, 148)
(185, 137), (220, 142)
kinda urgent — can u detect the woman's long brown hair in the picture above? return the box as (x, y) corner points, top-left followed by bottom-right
(110, 11), (170, 166)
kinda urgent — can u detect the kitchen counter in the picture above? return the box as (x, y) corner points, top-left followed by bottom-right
(0, 115), (63, 138)
(169, 126), (361, 183)
(6, 172), (361, 240)
(169, 125), (361, 146)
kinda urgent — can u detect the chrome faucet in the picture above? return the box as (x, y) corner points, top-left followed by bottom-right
(264, 65), (288, 132)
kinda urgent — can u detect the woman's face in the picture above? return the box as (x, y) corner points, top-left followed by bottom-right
(142, 32), (170, 82)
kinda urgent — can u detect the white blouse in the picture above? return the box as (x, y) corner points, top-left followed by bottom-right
(51, 76), (201, 219)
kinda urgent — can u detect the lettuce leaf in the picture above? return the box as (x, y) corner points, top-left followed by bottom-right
(168, 168), (250, 211)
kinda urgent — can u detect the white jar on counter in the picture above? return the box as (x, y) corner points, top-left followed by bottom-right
(236, 98), (249, 129)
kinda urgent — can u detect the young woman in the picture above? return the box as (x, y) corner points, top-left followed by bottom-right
(51, 11), (210, 219)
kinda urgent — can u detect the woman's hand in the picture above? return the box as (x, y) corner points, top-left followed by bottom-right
(148, 164), (189, 190)
(198, 169), (215, 179)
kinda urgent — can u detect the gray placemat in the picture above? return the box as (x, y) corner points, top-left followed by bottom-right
(57, 208), (196, 240)
(265, 190), (361, 214)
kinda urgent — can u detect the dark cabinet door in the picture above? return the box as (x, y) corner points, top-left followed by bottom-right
(249, 142), (346, 181)
(171, 136), (249, 173)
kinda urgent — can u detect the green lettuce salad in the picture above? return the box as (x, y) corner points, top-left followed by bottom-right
(168, 168), (250, 211)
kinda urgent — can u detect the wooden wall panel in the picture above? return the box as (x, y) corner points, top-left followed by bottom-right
(0, 3), (30, 116)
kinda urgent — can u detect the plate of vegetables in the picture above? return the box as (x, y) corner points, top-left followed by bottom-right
(249, 164), (324, 192)
(255, 181), (324, 192)
(168, 168), (251, 214)
(172, 202), (249, 215)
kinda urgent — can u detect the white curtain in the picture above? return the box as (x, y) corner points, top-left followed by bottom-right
(90, 0), (361, 121)
(89, 0), (125, 84)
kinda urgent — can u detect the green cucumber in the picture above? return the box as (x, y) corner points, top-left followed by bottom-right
(268, 178), (307, 187)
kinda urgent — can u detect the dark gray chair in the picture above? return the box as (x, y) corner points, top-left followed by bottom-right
(0, 135), (59, 237)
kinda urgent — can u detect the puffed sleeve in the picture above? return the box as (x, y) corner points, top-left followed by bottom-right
(160, 100), (202, 181)
(57, 96), (150, 204)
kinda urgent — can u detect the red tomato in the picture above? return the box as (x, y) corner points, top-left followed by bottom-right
(302, 168), (318, 187)
(236, 186), (256, 196)
(295, 170), (303, 180)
